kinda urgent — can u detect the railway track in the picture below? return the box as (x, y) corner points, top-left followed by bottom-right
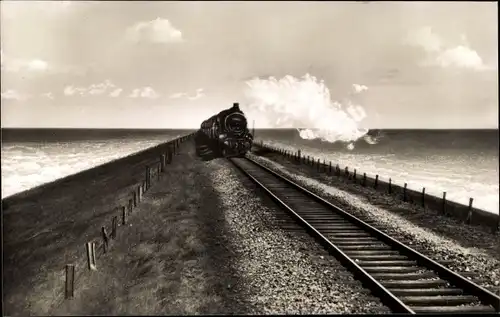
(229, 156), (500, 314)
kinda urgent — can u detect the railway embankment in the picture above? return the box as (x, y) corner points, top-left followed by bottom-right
(3, 133), (194, 316)
(248, 146), (500, 296)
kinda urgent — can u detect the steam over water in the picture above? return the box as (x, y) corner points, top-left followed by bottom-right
(244, 74), (372, 149)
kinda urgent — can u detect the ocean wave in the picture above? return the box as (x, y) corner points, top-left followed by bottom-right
(258, 139), (499, 215)
(1, 136), (180, 198)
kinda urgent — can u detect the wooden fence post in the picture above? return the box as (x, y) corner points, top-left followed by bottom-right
(345, 167), (349, 178)
(122, 206), (127, 225)
(86, 242), (97, 271)
(145, 167), (150, 190)
(138, 185), (142, 203)
(374, 175), (379, 189)
(161, 154), (166, 172)
(65, 264), (75, 299)
(363, 173), (366, 186)
(403, 183), (407, 202)
(128, 198), (133, 213)
(422, 187), (426, 207)
(442, 192), (447, 214)
(101, 227), (109, 253)
(467, 198), (474, 224)
(317, 158), (320, 171)
(353, 169), (357, 183)
(111, 216), (118, 239)
(388, 178), (392, 194)
(329, 162), (332, 174)
(157, 164), (161, 181)
(298, 150), (302, 163)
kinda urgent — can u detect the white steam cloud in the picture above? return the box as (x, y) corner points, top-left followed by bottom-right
(244, 74), (373, 150)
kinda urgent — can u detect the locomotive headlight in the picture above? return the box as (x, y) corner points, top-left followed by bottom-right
(219, 133), (227, 139)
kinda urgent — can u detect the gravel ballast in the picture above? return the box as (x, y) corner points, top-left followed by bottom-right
(206, 158), (389, 314)
(248, 153), (500, 293)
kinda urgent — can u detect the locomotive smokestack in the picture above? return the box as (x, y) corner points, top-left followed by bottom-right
(232, 102), (240, 110)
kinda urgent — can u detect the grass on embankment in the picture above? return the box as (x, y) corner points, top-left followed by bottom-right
(51, 143), (248, 315)
(3, 142), (171, 316)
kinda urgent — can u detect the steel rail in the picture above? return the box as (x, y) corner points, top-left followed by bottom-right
(229, 156), (500, 314)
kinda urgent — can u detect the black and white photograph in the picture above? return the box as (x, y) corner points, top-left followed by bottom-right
(1, 1), (499, 315)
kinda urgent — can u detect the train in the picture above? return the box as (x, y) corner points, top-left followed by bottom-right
(195, 102), (254, 160)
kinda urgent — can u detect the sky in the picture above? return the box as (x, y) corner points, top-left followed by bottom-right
(0, 1), (498, 129)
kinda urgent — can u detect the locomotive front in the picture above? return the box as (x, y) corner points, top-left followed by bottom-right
(218, 103), (253, 157)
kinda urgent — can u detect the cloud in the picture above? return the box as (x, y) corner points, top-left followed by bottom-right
(64, 85), (86, 96)
(1, 89), (29, 101)
(187, 88), (205, 100)
(63, 80), (117, 97)
(88, 80), (116, 95)
(169, 92), (187, 99)
(109, 88), (123, 97)
(169, 88), (205, 100)
(430, 46), (487, 70)
(1, 55), (49, 73)
(27, 59), (49, 71)
(352, 84), (368, 93)
(125, 18), (183, 44)
(129, 87), (160, 99)
(404, 26), (491, 71)
(1, 49), (87, 75)
(404, 26), (442, 53)
(42, 92), (55, 100)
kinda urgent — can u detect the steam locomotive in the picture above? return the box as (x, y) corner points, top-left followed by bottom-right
(195, 102), (254, 160)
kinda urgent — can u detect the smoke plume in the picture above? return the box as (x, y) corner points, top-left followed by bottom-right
(244, 74), (374, 150)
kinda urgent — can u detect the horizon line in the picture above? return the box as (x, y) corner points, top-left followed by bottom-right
(1, 127), (498, 131)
